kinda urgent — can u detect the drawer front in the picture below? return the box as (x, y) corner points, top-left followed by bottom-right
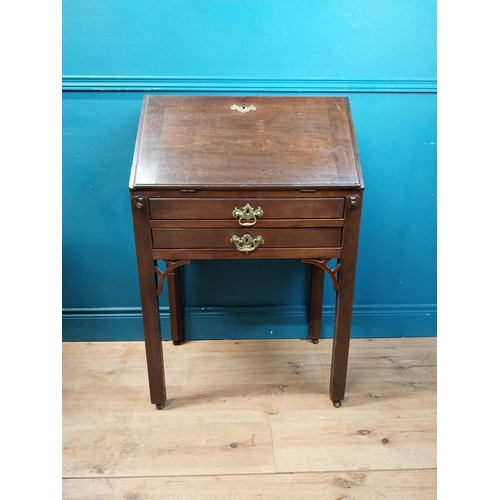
(151, 228), (342, 250)
(149, 197), (345, 220)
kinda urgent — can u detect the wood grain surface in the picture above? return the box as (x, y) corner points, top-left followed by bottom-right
(63, 337), (436, 499)
(130, 96), (363, 190)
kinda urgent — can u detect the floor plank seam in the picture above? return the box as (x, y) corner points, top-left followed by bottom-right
(62, 467), (438, 480)
(269, 422), (278, 474)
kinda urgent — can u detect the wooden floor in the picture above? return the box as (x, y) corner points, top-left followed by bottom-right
(62, 337), (436, 499)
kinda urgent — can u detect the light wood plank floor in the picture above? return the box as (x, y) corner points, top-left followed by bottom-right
(63, 337), (436, 499)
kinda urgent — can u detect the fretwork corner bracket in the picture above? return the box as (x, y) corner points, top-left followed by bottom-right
(301, 258), (341, 292)
(154, 260), (192, 295)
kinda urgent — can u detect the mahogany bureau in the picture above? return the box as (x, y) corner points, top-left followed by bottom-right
(129, 95), (364, 409)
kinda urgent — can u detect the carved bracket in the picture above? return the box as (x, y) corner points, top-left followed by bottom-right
(301, 258), (341, 292)
(154, 259), (191, 296)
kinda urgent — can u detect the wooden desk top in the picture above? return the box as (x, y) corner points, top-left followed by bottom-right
(130, 96), (363, 191)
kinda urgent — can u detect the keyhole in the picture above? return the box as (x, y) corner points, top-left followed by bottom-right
(242, 103), (246, 109)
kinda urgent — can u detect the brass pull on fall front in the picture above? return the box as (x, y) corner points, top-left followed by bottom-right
(231, 103), (256, 113)
(232, 203), (264, 226)
(230, 234), (264, 253)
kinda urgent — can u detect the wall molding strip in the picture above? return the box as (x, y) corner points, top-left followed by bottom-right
(62, 76), (437, 93)
(62, 304), (437, 342)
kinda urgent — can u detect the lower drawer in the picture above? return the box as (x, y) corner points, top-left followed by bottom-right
(151, 227), (342, 250)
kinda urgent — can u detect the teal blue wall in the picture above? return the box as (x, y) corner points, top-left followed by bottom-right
(62, 0), (437, 341)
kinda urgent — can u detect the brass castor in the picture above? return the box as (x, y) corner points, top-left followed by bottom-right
(333, 400), (341, 408)
(311, 338), (319, 345)
(155, 404), (166, 410)
(173, 340), (183, 346)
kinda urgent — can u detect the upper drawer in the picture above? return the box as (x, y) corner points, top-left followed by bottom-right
(149, 197), (345, 220)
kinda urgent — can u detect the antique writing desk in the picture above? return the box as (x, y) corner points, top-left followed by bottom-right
(130, 96), (363, 409)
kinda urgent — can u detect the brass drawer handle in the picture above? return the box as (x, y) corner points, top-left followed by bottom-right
(230, 234), (264, 253)
(232, 203), (264, 226)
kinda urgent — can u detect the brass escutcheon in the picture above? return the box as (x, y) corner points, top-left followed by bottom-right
(232, 203), (264, 226)
(231, 103), (256, 114)
(230, 234), (264, 253)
